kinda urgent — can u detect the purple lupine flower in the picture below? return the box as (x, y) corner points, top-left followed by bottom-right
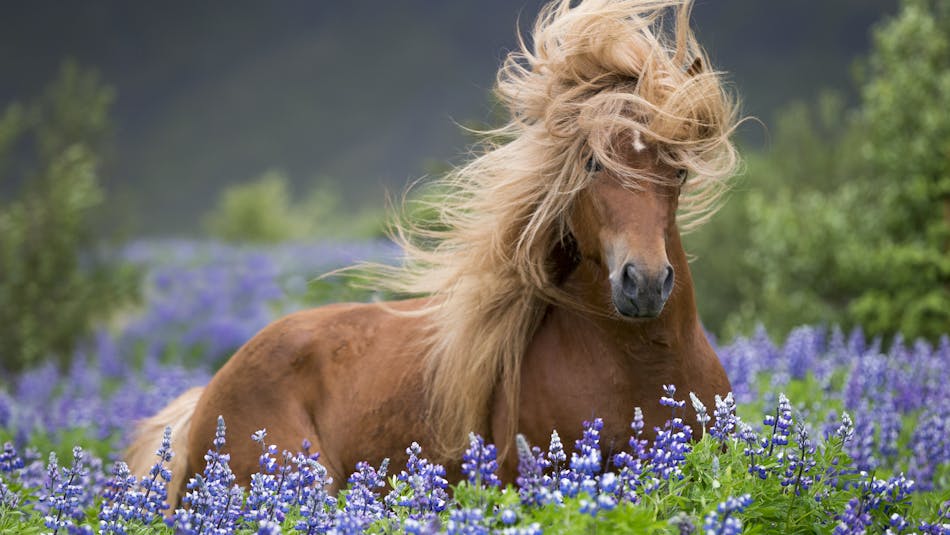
(499, 508), (518, 525)
(461, 433), (500, 488)
(689, 392), (710, 435)
(515, 434), (554, 507)
(702, 494), (752, 535)
(173, 416), (243, 534)
(246, 429), (296, 526)
(0, 442), (24, 473)
(547, 430), (566, 477)
(335, 459), (389, 531)
(660, 384), (687, 414)
(134, 426), (174, 523)
(645, 415), (692, 492)
(0, 474), (18, 509)
(612, 407), (648, 503)
(764, 394), (793, 456)
(293, 451), (335, 534)
(907, 406), (950, 490)
(739, 423), (766, 480)
(98, 461), (137, 534)
(781, 424), (817, 495)
(710, 393), (737, 443)
(43, 447), (89, 535)
(386, 443), (448, 521)
(833, 497), (872, 534)
(446, 507), (488, 535)
(562, 419), (603, 499)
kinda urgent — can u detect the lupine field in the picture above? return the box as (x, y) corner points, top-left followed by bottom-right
(0, 240), (948, 534)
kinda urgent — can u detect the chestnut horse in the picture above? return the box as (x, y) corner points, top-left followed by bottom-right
(128, 0), (740, 506)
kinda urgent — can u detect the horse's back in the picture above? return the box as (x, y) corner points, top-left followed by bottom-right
(187, 298), (433, 488)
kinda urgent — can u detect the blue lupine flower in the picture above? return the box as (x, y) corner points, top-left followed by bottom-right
(335, 459), (389, 531)
(646, 416), (692, 491)
(386, 443), (448, 521)
(703, 494), (752, 535)
(0, 442), (24, 473)
(689, 392), (710, 435)
(739, 423), (767, 480)
(781, 424), (817, 495)
(98, 461), (137, 534)
(661, 384), (687, 413)
(0, 475), (18, 509)
(710, 393), (737, 443)
(462, 433), (500, 488)
(43, 447), (89, 535)
(764, 394), (793, 455)
(547, 430), (566, 475)
(134, 426), (174, 523)
(173, 416), (243, 534)
(293, 452), (336, 534)
(446, 507), (487, 535)
(833, 497), (872, 534)
(515, 434), (555, 507)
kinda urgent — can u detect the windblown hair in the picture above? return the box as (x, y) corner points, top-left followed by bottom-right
(377, 0), (740, 456)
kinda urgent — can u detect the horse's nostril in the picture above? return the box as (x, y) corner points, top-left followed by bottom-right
(661, 265), (675, 299)
(621, 263), (638, 298)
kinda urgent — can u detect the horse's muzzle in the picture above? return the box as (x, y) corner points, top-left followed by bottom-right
(611, 262), (674, 318)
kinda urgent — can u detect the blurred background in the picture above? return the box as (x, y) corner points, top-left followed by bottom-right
(3, 0), (949, 374)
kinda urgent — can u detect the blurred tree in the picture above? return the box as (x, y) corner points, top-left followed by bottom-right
(0, 61), (138, 372)
(691, 0), (950, 341)
(845, 0), (950, 338)
(203, 170), (385, 243)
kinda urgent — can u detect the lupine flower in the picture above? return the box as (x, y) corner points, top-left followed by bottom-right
(661, 384), (687, 413)
(739, 423), (767, 480)
(98, 461), (137, 534)
(547, 430), (566, 477)
(135, 425), (174, 523)
(689, 392), (710, 435)
(781, 424), (817, 495)
(834, 497), (872, 534)
(563, 419), (603, 499)
(293, 451), (335, 534)
(710, 393), (737, 443)
(386, 443), (448, 521)
(173, 416), (243, 534)
(703, 494), (752, 535)
(0, 475), (18, 509)
(43, 447), (89, 535)
(336, 459), (390, 531)
(646, 416), (692, 491)
(0, 442), (24, 473)
(446, 507), (487, 535)
(515, 434), (554, 507)
(461, 433), (500, 488)
(764, 394), (793, 455)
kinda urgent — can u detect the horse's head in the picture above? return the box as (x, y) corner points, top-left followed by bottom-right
(568, 132), (687, 319)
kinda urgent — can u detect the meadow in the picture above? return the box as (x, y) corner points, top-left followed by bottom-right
(0, 239), (947, 534)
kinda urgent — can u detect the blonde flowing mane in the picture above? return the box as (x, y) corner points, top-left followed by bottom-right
(372, 0), (740, 456)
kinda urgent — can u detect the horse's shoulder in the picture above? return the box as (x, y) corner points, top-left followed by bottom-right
(240, 298), (427, 369)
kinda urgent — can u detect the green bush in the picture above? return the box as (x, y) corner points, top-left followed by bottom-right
(0, 61), (138, 372)
(689, 0), (950, 341)
(204, 170), (385, 242)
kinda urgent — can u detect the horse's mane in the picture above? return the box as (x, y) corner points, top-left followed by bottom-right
(370, 0), (740, 456)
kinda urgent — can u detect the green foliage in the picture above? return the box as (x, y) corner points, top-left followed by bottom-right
(203, 170), (385, 243)
(690, 0), (950, 341)
(0, 61), (138, 373)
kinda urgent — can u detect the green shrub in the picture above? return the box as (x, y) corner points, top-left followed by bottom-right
(690, 0), (950, 341)
(0, 61), (139, 372)
(204, 170), (386, 242)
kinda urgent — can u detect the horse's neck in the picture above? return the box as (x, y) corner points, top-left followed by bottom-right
(556, 226), (700, 360)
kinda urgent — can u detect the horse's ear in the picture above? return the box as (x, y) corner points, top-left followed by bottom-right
(686, 57), (703, 77)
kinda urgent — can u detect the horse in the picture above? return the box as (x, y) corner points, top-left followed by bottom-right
(127, 0), (740, 507)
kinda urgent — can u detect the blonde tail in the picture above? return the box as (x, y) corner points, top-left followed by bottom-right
(125, 386), (204, 511)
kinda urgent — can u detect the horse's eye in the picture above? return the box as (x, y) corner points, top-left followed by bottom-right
(676, 168), (688, 184)
(586, 157), (603, 173)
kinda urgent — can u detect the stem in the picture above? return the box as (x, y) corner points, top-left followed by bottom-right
(767, 407), (780, 457)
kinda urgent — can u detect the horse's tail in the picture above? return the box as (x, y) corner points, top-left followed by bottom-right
(126, 386), (204, 511)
